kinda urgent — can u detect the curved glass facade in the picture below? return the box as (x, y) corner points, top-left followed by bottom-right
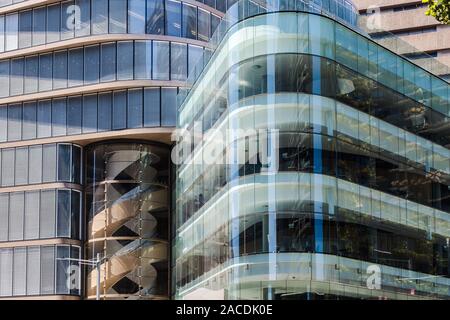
(0, 244), (81, 298)
(0, 40), (208, 98)
(86, 141), (169, 300)
(174, 9), (450, 300)
(0, 0), (222, 52)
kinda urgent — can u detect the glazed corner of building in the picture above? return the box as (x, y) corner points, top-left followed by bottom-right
(0, 0), (225, 300)
(174, 0), (450, 300)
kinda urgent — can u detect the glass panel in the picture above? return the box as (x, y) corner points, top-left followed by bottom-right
(24, 56), (38, 94)
(7, 103), (22, 141)
(0, 61), (9, 98)
(0, 249), (13, 296)
(68, 48), (83, 87)
(61, 0), (75, 40)
(26, 247), (40, 295)
(166, 0), (181, 37)
(37, 100), (51, 138)
(32, 7), (46, 46)
(75, 0), (90, 37)
(117, 41), (133, 80)
(5, 13), (18, 51)
(153, 41), (169, 80)
(9, 192), (24, 241)
(144, 87), (160, 126)
(42, 144), (57, 182)
(72, 145), (81, 184)
(18, 10), (32, 49)
(52, 98), (67, 136)
(0, 194), (8, 241)
(171, 42), (187, 81)
(109, 0), (127, 33)
(84, 45), (100, 85)
(28, 145), (42, 184)
(24, 191), (40, 240)
(98, 92), (112, 131)
(83, 94), (98, 133)
(127, 88), (143, 128)
(40, 190), (56, 238)
(161, 87), (176, 126)
(100, 42), (116, 82)
(92, 0), (108, 34)
(56, 245), (70, 294)
(1, 148), (14, 187)
(53, 50), (68, 89)
(14, 147), (28, 185)
(10, 58), (24, 96)
(0, 16), (5, 53)
(182, 3), (197, 39)
(13, 247), (26, 296)
(39, 53), (53, 92)
(58, 144), (71, 182)
(134, 40), (151, 79)
(57, 190), (71, 238)
(40, 246), (55, 295)
(71, 191), (81, 239)
(198, 8), (210, 41)
(146, 0), (164, 34)
(128, 0), (145, 33)
(0, 106), (5, 141)
(47, 4), (61, 43)
(113, 90), (126, 129)
(67, 96), (82, 135)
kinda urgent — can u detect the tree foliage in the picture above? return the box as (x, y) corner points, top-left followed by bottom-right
(423, 0), (450, 24)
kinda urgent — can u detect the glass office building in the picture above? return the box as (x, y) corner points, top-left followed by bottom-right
(174, 0), (450, 299)
(0, 0), (224, 300)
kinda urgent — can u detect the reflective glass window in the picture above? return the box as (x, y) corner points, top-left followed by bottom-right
(10, 58), (24, 96)
(9, 192), (24, 241)
(56, 245), (70, 294)
(40, 190), (56, 238)
(24, 191), (40, 240)
(127, 88), (143, 128)
(84, 45), (100, 85)
(75, 0), (90, 37)
(40, 246), (55, 294)
(67, 96), (82, 135)
(144, 87), (160, 126)
(22, 101), (36, 140)
(71, 191), (81, 239)
(57, 190), (71, 238)
(53, 50), (68, 89)
(18, 10), (32, 49)
(92, 0), (108, 34)
(1, 148), (14, 187)
(42, 144), (57, 183)
(109, 0), (127, 33)
(0, 106), (5, 141)
(39, 53), (53, 92)
(24, 55), (38, 94)
(182, 3), (197, 39)
(61, 0), (75, 40)
(128, 0), (145, 33)
(98, 92), (112, 131)
(28, 145), (42, 184)
(68, 48), (83, 87)
(13, 247), (26, 296)
(37, 100), (51, 138)
(100, 42), (116, 82)
(153, 41), (169, 80)
(161, 87), (176, 126)
(82, 94), (98, 133)
(26, 247), (40, 295)
(134, 40), (151, 79)
(0, 194), (8, 241)
(198, 8), (210, 41)
(32, 7), (46, 46)
(58, 144), (71, 182)
(113, 90), (126, 129)
(47, 4), (61, 43)
(0, 249), (13, 296)
(52, 98), (67, 137)
(166, 0), (181, 37)
(7, 103), (22, 141)
(146, 0), (165, 34)
(5, 13), (18, 51)
(0, 61), (9, 97)
(14, 147), (28, 185)
(171, 42), (187, 80)
(117, 41), (133, 80)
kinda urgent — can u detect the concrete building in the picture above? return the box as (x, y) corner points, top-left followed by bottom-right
(355, 0), (450, 79)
